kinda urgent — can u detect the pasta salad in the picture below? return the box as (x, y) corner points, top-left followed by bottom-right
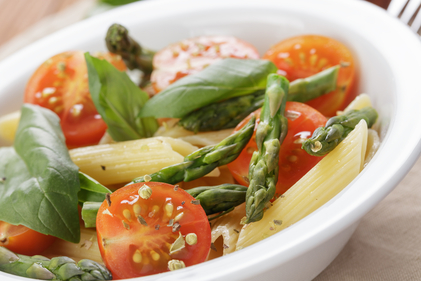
(0, 24), (379, 280)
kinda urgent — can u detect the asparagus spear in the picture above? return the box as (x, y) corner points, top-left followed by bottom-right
(187, 184), (247, 215)
(130, 115), (255, 185)
(179, 65), (339, 132)
(81, 201), (102, 228)
(105, 23), (155, 75)
(288, 64), (339, 102)
(244, 73), (289, 224)
(302, 106), (378, 156)
(178, 90), (265, 133)
(0, 246), (112, 280)
(82, 183), (248, 227)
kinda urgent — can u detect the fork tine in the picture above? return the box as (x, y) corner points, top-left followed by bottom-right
(388, 0), (410, 17)
(410, 8), (421, 32)
(400, 0), (421, 24)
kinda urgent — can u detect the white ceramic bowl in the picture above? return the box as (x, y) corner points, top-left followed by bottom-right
(2, 0), (421, 280)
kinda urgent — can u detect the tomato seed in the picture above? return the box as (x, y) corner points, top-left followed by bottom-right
(288, 155), (298, 163)
(174, 212), (184, 222)
(133, 204), (141, 215)
(123, 209), (131, 221)
(165, 203), (174, 217)
(150, 250), (160, 261)
(133, 250), (142, 263)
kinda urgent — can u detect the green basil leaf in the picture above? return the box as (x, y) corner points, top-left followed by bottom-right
(78, 172), (111, 204)
(0, 104), (80, 243)
(85, 53), (158, 142)
(139, 58), (278, 118)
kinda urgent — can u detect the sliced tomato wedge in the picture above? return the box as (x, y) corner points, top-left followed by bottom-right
(151, 35), (260, 93)
(227, 102), (327, 198)
(96, 182), (211, 279)
(0, 221), (56, 255)
(24, 51), (126, 148)
(263, 35), (356, 116)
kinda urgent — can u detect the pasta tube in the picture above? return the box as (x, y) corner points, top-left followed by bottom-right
(236, 119), (368, 249)
(0, 110), (20, 146)
(209, 203), (246, 258)
(154, 118), (233, 147)
(69, 137), (200, 186)
(42, 226), (103, 264)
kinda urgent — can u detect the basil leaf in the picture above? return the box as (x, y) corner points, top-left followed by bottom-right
(139, 58), (278, 118)
(85, 53), (158, 142)
(78, 172), (111, 204)
(0, 104), (80, 243)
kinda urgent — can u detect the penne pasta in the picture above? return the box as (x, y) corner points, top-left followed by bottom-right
(340, 93), (373, 114)
(208, 203), (246, 259)
(236, 120), (368, 249)
(364, 129), (380, 167)
(0, 110), (20, 146)
(42, 225), (103, 264)
(154, 118), (233, 147)
(69, 137), (200, 186)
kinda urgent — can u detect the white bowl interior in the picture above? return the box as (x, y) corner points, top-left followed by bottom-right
(1, 0), (421, 280)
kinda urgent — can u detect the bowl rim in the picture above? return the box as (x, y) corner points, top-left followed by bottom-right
(1, 0), (421, 280)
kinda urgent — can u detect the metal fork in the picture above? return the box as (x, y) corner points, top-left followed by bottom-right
(388, 0), (421, 33)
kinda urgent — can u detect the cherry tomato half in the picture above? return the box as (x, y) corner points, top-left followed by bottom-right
(0, 221), (56, 255)
(263, 35), (356, 117)
(227, 102), (327, 198)
(151, 35), (260, 93)
(24, 51), (126, 148)
(97, 182), (211, 279)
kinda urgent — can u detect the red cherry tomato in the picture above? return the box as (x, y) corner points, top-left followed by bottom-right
(227, 102), (327, 198)
(24, 51), (126, 148)
(263, 35), (356, 116)
(0, 221), (56, 255)
(151, 35), (260, 93)
(96, 182), (211, 279)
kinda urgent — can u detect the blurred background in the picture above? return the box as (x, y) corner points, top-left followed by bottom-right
(0, 0), (392, 60)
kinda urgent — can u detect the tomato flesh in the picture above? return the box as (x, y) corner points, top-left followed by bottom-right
(151, 35), (260, 93)
(0, 221), (56, 255)
(227, 102), (327, 198)
(263, 35), (356, 116)
(24, 51), (126, 148)
(97, 182), (211, 279)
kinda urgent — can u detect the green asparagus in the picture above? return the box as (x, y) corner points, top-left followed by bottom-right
(185, 184), (247, 216)
(81, 201), (102, 228)
(105, 23), (155, 75)
(82, 183), (248, 226)
(302, 106), (378, 156)
(130, 115), (255, 185)
(178, 90), (265, 133)
(178, 65), (339, 132)
(244, 74), (289, 224)
(0, 246), (112, 281)
(288, 64), (339, 102)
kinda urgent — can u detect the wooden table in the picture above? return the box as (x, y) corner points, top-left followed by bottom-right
(0, 0), (80, 47)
